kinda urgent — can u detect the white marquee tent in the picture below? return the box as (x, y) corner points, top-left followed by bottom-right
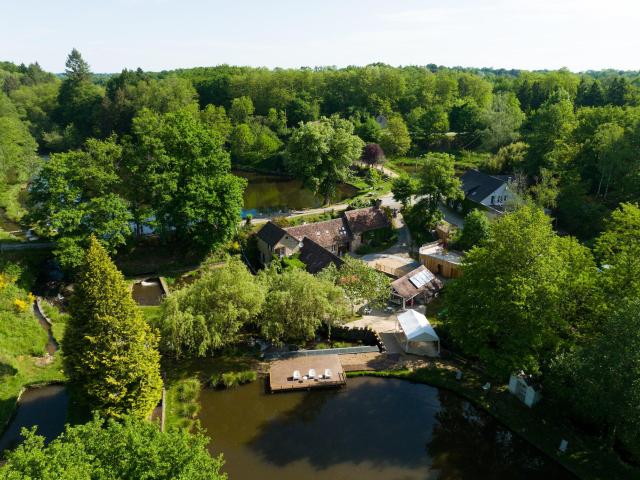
(396, 309), (440, 356)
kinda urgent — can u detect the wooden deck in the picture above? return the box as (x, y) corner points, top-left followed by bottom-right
(269, 354), (346, 392)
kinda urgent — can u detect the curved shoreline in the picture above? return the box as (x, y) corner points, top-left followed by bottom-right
(346, 369), (635, 480)
(0, 381), (66, 449)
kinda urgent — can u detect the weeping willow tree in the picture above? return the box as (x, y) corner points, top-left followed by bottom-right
(157, 257), (265, 358)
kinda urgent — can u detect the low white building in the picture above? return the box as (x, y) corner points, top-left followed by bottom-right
(508, 372), (542, 408)
(395, 309), (440, 357)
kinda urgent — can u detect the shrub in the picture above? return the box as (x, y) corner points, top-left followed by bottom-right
(13, 298), (28, 313)
(221, 372), (239, 388)
(176, 378), (201, 403)
(236, 370), (257, 384)
(210, 370), (257, 388)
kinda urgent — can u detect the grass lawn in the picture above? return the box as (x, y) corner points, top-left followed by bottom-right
(348, 366), (637, 480)
(386, 151), (493, 177)
(0, 291), (65, 431)
(40, 300), (70, 344)
(139, 305), (162, 324)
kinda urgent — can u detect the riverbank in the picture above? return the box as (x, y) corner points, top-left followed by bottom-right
(0, 252), (67, 435)
(347, 365), (637, 480)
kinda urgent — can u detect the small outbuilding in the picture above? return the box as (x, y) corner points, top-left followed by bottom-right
(419, 242), (464, 278)
(390, 265), (443, 309)
(395, 309), (440, 357)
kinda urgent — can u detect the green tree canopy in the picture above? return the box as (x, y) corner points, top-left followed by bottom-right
(229, 122), (282, 165)
(379, 114), (411, 156)
(64, 48), (91, 83)
(548, 298), (640, 451)
(229, 96), (255, 124)
(0, 93), (39, 186)
(320, 256), (389, 312)
(128, 108), (246, 245)
(157, 258), (265, 358)
(257, 267), (349, 345)
(479, 92), (525, 151)
(55, 49), (103, 145)
(594, 202), (640, 304)
(200, 104), (232, 142)
(391, 175), (417, 208)
(522, 89), (576, 176)
(102, 74), (197, 135)
(285, 116), (364, 203)
(0, 415), (226, 479)
(445, 204), (600, 376)
(454, 209), (490, 251)
(403, 153), (463, 241)
(62, 238), (162, 418)
(27, 137), (132, 269)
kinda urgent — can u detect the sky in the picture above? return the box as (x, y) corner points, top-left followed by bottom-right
(1, 0), (639, 73)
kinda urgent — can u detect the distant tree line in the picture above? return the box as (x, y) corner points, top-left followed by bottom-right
(3, 50), (640, 258)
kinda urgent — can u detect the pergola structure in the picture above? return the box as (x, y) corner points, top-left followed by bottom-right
(390, 265), (443, 309)
(395, 309), (440, 357)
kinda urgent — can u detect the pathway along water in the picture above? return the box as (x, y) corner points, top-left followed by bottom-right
(198, 376), (573, 480)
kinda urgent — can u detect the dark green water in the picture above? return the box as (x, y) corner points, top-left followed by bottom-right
(198, 376), (573, 480)
(234, 171), (358, 218)
(0, 385), (68, 453)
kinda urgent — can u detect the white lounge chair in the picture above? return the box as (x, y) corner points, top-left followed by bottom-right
(293, 370), (301, 381)
(324, 368), (332, 379)
(308, 368), (316, 379)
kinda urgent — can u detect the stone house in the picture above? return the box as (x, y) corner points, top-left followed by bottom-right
(256, 206), (390, 272)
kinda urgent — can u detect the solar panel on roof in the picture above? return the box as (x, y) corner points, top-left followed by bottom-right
(409, 270), (434, 289)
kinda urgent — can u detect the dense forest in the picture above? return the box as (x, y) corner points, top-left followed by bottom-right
(2, 50), (640, 473)
(2, 51), (640, 255)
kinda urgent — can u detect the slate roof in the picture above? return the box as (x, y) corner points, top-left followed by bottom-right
(298, 237), (343, 274)
(460, 170), (511, 203)
(342, 207), (390, 235)
(256, 221), (288, 247)
(391, 265), (443, 300)
(285, 218), (351, 249)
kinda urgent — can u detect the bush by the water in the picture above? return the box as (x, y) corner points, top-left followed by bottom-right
(210, 370), (257, 388)
(176, 378), (201, 402)
(171, 378), (202, 429)
(0, 415), (226, 479)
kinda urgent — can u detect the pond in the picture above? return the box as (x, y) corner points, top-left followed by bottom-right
(131, 278), (165, 306)
(198, 376), (572, 480)
(0, 385), (68, 453)
(234, 171), (358, 218)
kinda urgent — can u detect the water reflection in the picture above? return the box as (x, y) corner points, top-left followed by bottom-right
(235, 171), (358, 218)
(0, 385), (68, 453)
(198, 377), (572, 480)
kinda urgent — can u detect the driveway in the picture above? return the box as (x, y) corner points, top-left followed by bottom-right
(345, 310), (404, 354)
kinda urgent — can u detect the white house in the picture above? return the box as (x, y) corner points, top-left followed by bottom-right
(459, 170), (515, 211)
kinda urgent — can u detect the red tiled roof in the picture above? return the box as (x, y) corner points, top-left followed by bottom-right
(285, 218), (350, 249)
(343, 207), (390, 235)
